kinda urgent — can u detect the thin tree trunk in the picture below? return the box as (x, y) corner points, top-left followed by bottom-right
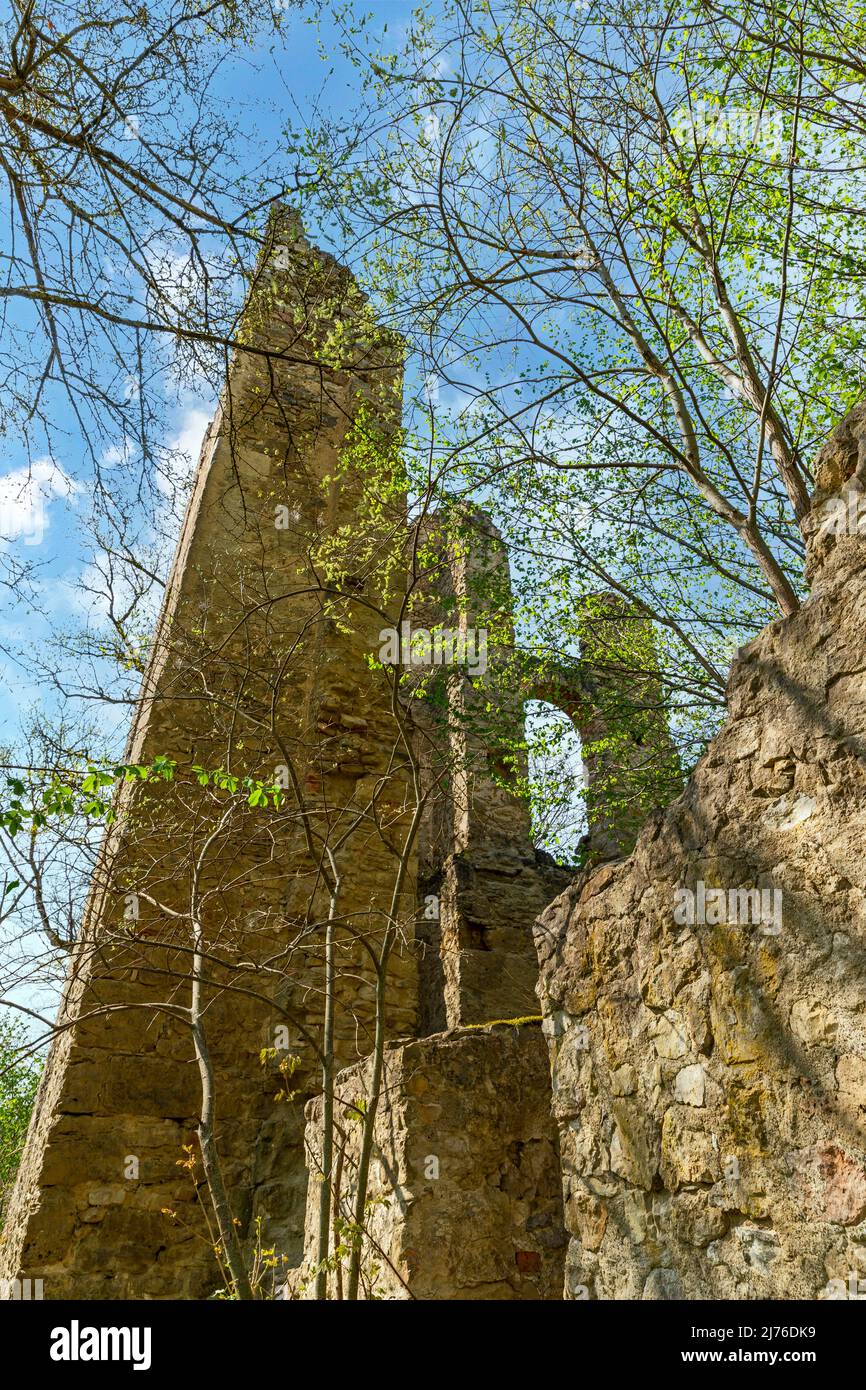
(345, 947), (390, 1302)
(186, 807), (253, 1298)
(315, 890), (337, 1298)
(190, 981), (253, 1299)
(333, 1142), (345, 1302)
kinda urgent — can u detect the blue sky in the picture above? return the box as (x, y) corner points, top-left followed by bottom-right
(0, 3), (418, 754)
(0, 2), (436, 1029)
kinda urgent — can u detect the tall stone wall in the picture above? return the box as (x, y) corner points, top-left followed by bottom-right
(410, 509), (572, 1031)
(534, 406), (866, 1300)
(0, 210), (418, 1299)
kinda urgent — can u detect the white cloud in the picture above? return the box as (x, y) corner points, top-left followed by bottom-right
(173, 407), (211, 466)
(100, 439), (134, 470)
(158, 407), (211, 498)
(0, 458), (78, 547)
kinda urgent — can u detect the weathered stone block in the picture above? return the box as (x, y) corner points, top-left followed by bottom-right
(297, 1026), (566, 1300)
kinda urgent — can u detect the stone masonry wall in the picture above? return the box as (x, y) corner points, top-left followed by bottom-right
(299, 1025), (566, 1299)
(534, 405), (866, 1300)
(410, 509), (573, 1032)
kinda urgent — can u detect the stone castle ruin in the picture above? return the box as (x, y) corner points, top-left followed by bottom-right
(3, 211), (866, 1300)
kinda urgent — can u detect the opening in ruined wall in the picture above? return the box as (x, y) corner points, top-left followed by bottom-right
(524, 700), (587, 865)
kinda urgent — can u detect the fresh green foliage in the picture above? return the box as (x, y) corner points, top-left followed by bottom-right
(0, 1015), (43, 1223)
(291, 0), (866, 844)
(0, 758), (285, 837)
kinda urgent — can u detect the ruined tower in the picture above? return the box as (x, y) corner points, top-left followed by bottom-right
(1, 210), (420, 1297)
